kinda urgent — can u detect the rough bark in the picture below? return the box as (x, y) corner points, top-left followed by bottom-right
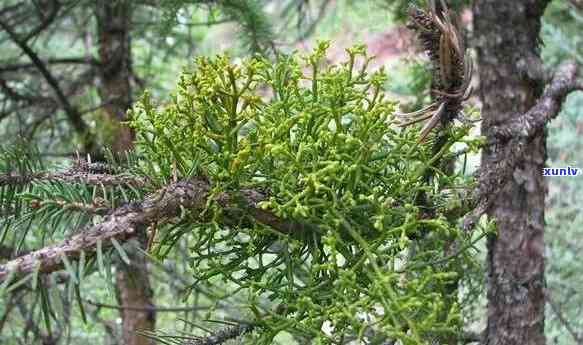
(115, 230), (156, 345)
(95, 0), (134, 153)
(0, 179), (209, 281)
(490, 62), (581, 141)
(473, 1), (550, 344)
(463, 62), (580, 230)
(0, 177), (315, 282)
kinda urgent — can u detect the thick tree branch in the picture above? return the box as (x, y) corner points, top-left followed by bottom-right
(0, 177), (315, 283)
(0, 169), (309, 236)
(463, 62), (581, 229)
(0, 178), (210, 282)
(491, 61), (581, 140)
(216, 188), (318, 237)
(0, 166), (316, 236)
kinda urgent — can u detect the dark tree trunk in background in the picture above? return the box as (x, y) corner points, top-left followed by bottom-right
(95, 0), (135, 153)
(95, 2), (154, 345)
(473, 1), (549, 344)
(114, 231), (155, 345)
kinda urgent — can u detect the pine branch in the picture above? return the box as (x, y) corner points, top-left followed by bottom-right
(0, 177), (316, 283)
(0, 170), (146, 187)
(218, 0), (275, 54)
(183, 324), (254, 345)
(404, 1), (471, 142)
(0, 177), (210, 283)
(29, 198), (110, 216)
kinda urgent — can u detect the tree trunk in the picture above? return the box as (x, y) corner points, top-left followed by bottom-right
(95, 2), (154, 345)
(473, 1), (549, 344)
(95, 0), (134, 153)
(114, 231), (155, 345)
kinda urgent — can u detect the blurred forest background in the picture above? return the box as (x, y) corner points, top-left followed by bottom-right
(0, 0), (581, 344)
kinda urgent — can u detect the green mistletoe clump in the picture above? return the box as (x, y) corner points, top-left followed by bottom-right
(130, 42), (482, 344)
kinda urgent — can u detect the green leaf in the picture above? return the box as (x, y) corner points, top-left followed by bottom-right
(111, 238), (131, 265)
(39, 282), (54, 338)
(78, 250), (86, 282)
(49, 276), (66, 320)
(4, 273), (31, 293)
(0, 267), (16, 295)
(104, 249), (115, 297)
(60, 253), (78, 285)
(75, 284), (87, 324)
(97, 239), (105, 277)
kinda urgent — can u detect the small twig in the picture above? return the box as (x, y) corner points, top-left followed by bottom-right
(545, 290), (583, 345)
(29, 198), (110, 216)
(0, 57), (100, 73)
(182, 324), (255, 345)
(463, 62), (581, 230)
(0, 170), (147, 188)
(72, 159), (122, 175)
(491, 62), (581, 141)
(86, 300), (210, 313)
(0, 16), (96, 151)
